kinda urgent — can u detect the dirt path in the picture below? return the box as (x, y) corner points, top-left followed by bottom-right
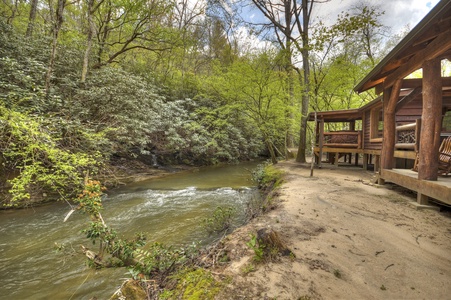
(217, 160), (451, 299)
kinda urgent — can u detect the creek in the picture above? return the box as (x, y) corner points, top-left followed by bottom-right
(0, 161), (262, 300)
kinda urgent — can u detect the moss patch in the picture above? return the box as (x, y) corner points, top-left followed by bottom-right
(162, 268), (222, 300)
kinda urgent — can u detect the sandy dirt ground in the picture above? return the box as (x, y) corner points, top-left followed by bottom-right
(216, 160), (451, 300)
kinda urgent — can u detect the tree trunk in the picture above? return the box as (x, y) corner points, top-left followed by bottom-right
(81, 0), (95, 83)
(26, 0), (39, 37)
(97, 3), (112, 66)
(45, 0), (66, 95)
(6, 0), (19, 25)
(295, 0), (310, 163)
(284, 1), (295, 149)
(266, 139), (278, 164)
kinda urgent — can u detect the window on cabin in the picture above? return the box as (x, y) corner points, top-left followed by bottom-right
(355, 120), (362, 130)
(443, 110), (451, 132)
(370, 106), (383, 140)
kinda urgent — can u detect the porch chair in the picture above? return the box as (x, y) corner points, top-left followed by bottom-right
(438, 136), (451, 176)
(412, 136), (451, 175)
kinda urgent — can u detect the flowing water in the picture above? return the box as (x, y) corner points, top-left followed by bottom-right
(0, 161), (262, 300)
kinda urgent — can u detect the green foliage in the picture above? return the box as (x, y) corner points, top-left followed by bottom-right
(246, 234), (264, 262)
(70, 67), (164, 156)
(0, 0), (391, 208)
(76, 180), (146, 265)
(309, 4), (386, 115)
(202, 206), (236, 234)
(205, 52), (296, 162)
(0, 106), (101, 206)
(166, 268), (222, 300)
(131, 242), (199, 282)
(241, 263), (256, 274)
(252, 162), (284, 190)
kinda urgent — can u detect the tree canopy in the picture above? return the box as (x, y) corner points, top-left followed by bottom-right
(0, 0), (392, 207)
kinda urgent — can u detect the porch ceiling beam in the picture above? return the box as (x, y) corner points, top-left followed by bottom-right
(384, 28), (451, 89)
(395, 87), (422, 112)
(375, 77), (451, 95)
(412, 17), (451, 46)
(402, 77), (451, 88)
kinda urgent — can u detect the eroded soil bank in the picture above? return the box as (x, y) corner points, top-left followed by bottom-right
(215, 160), (451, 299)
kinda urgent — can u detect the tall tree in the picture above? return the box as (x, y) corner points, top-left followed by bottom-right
(92, 0), (175, 69)
(81, 0), (104, 82)
(1, 0), (20, 24)
(45, 0), (67, 94)
(332, 3), (387, 67)
(250, 0), (328, 163)
(252, 0), (327, 162)
(208, 52), (291, 164)
(26, 0), (39, 37)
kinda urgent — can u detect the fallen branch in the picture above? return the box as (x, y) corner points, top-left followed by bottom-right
(385, 263), (395, 271)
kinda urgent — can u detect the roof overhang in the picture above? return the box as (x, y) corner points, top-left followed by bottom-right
(354, 0), (451, 94)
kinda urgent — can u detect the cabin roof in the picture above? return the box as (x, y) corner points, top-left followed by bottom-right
(308, 109), (361, 122)
(308, 95), (385, 122)
(354, 0), (451, 94)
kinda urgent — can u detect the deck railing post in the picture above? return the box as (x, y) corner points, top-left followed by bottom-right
(418, 58), (442, 181)
(381, 80), (402, 170)
(319, 119), (324, 168)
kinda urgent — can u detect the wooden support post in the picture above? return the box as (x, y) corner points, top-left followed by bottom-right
(355, 153), (359, 166)
(319, 119), (324, 168)
(375, 155), (380, 173)
(415, 118), (422, 153)
(381, 80), (402, 170)
(377, 158), (384, 185)
(314, 121), (319, 164)
(335, 153), (339, 166)
(417, 193), (429, 205)
(363, 154), (368, 170)
(418, 58), (442, 181)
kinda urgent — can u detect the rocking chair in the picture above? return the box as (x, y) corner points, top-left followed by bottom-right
(438, 136), (451, 176)
(412, 136), (451, 175)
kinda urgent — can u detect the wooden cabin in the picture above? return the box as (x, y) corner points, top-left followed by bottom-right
(310, 91), (423, 171)
(312, 0), (451, 206)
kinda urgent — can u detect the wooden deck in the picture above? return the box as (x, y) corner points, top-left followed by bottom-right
(381, 168), (451, 206)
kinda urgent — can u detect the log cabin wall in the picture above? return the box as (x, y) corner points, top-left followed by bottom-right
(363, 110), (382, 151)
(395, 98), (422, 124)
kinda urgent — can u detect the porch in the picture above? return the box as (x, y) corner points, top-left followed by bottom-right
(381, 168), (451, 206)
(313, 130), (364, 167)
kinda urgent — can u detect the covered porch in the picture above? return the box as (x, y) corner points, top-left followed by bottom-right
(309, 109), (365, 168)
(354, 0), (451, 206)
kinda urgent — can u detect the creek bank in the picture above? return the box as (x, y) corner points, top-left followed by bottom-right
(0, 159), (193, 209)
(109, 162), (280, 299)
(212, 160), (451, 299)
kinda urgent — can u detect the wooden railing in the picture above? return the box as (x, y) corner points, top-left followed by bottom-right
(319, 131), (362, 149)
(395, 119), (421, 151)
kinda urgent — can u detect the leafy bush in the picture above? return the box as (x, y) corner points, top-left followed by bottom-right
(252, 162), (284, 190)
(0, 106), (101, 207)
(246, 234), (264, 262)
(202, 206), (236, 234)
(133, 243), (195, 277)
(75, 180), (146, 267)
(168, 268), (222, 299)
